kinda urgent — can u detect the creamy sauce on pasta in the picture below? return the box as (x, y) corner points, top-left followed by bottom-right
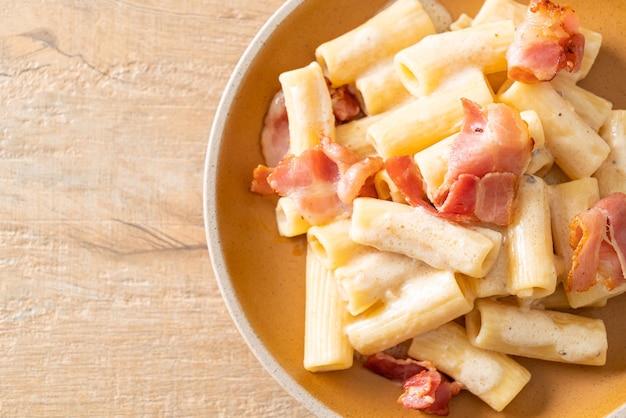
(420, 0), (453, 32)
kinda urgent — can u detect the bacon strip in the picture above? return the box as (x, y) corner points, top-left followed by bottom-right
(385, 155), (478, 223)
(252, 137), (382, 225)
(436, 174), (478, 216)
(474, 172), (519, 224)
(567, 192), (626, 292)
(261, 91), (291, 167)
(337, 156), (383, 205)
(507, 0), (585, 83)
(266, 148), (347, 225)
(319, 135), (360, 172)
(250, 165), (275, 195)
(400, 370), (462, 416)
(364, 352), (462, 416)
(433, 99), (532, 226)
(329, 83), (362, 123)
(363, 352), (432, 383)
(385, 155), (429, 208)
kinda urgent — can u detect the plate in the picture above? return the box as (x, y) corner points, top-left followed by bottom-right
(205, 0), (626, 416)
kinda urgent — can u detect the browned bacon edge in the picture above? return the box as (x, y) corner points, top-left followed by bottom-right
(364, 352), (463, 416)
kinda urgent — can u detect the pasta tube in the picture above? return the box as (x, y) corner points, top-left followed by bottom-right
(304, 244), (353, 372)
(335, 113), (382, 158)
(595, 110), (626, 197)
(550, 76), (613, 132)
(464, 227), (510, 299)
(315, 0), (435, 86)
(275, 197), (311, 237)
(566, 279), (626, 309)
(335, 248), (430, 316)
(395, 20), (514, 96)
(547, 177), (599, 279)
(520, 109), (553, 176)
(497, 81), (610, 179)
(367, 67), (493, 158)
(450, 13), (473, 31)
(350, 198), (502, 278)
(279, 61), (335, 155)
(355, 58), (413, 115)
(372, 169), (405, 203)
(532, 284), (582, 311)
(472, 0), (526, 26)
(466, 299), (608, 366)
(346, 268), (473, 355)
(408, 322), (530, 412)
(507, 175), (557, 300)
(307, 219), (362, 270)
(412, 109), (551, 194)
(413, 134), (456, 202)
(554, 27), (603, 83)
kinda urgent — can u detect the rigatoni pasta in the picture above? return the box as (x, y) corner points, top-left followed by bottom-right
(334, 113), (383, 158)
(279, 61), (335, 155)
(250, 0), (625, 413)
(471, 0), (603, 83)
(307, 219), (362, 271)
(350, 197), (502, 278)
(565, 278), (626, 309)
(555, 27), (603, 83)
(464, 227), (510, 299)
(315, 0), (436, 86)
(507, 175), (557, 300)
(367, 67), (493, 158)
(465, 299), (608, 366)
(547, 177), (600, 280)
(395, 20), (514, 96)
(304, 244), (353, 372)
(408, 322), (531, 412)
(346, 268), (473, 355)
(595, 110), (626, 197)
(550, 75), (613, 132)
(472, 0), (527, 26)
(354, 58), (414, 115)
(275, 197), (311, 237)
(520, 109), (553, 176)
(497, 80), (610, 179)
(334, 247), (421, 315)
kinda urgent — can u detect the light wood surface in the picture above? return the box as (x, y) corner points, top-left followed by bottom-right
(0, 0), (310, 416)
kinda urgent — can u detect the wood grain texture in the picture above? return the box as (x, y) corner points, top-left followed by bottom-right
(0, 0), (310, 416)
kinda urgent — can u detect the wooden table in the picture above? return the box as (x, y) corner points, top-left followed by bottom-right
(0, 0), (310, 415)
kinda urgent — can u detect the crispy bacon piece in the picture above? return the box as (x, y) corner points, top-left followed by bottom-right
(385, 155), (429, 208)
(436, 174), (478, 216)
(329, 84), (362, 123)
(337, 156), (384, 205)
(507, 0), (585, 83)
(261, 90), (291, 167)
(318, 136), (383, 204)
(250, 165), (275, 195)
(474, 172), (519, 224)
(319, 135), (360, 172)
(254, 137), (382, 225)
(567, 192), (626, 292)
(363, 352), (433, 383)
(266, 148), (347, 225)
(364, 352), (462, 416)
(400, 370), (463, 416)
(259, 82), (361, 167)
(433, 99), (532, 226)
(385, 155), (479, 223)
